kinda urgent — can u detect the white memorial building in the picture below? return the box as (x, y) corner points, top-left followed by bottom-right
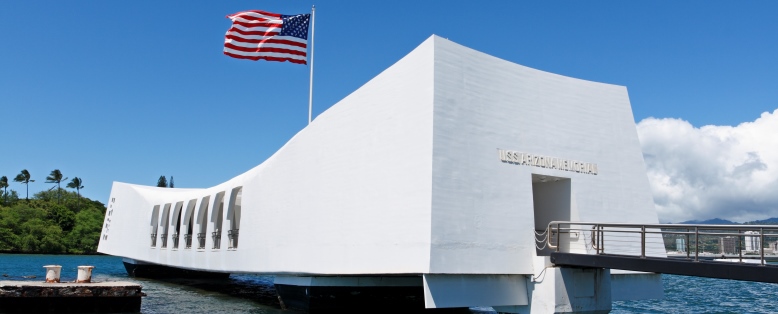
(98, 35), (664, 313)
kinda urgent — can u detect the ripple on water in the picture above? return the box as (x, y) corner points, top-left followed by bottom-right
(614, 274), (778, 314)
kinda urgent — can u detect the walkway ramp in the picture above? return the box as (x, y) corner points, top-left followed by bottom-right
(544, 221), (778, 284)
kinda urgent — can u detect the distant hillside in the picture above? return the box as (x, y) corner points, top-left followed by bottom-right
(675, 217), (778, 225)
(0, 189), (105, 254)
(744, 217), (778, 225)
(679, 218), (737, 225)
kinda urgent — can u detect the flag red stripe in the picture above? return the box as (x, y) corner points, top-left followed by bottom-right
(228, 27), (279, 37)
(224, 46), (306, 61)
(224, 51), (307, 64)
(225, 35), (307, 48)
(230, 21), (283, 29)
(224, 43), (307, 56)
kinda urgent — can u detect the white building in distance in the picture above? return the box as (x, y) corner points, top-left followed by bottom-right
(744, 231), (762, 252)
(677, 238), (686, 253)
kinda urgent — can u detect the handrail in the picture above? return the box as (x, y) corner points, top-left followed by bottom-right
(548, 221), (778, 230)
(541, 221), (778, 265)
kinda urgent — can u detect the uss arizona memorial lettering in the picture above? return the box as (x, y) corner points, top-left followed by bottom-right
(497, 149), (598, 175)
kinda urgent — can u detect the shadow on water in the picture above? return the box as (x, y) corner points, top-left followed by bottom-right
(128, 274), (286, 314)
(140, 275), (490, 314)
(144, 275), (283, 310)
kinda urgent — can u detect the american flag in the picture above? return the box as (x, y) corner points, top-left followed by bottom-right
(223, 10), (310, 64)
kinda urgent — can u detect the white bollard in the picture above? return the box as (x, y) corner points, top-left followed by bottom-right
(43, 265), (62, 283)
(76, 266), (95, 283)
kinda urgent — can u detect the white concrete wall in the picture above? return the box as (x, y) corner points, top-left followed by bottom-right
(98, 37), (436, 275)
(428, 36), (662, 276)
(245, 37), (435, 274)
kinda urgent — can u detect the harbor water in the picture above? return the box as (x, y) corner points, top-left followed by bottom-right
(2, 254), (777, 313)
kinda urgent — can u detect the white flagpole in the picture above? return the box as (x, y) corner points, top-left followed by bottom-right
(308, 5), (315, 125)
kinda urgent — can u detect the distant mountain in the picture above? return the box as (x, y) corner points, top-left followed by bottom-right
(744, 217), (778, 225)
(678, 218), (737, 225)
(673, 217), (778, 225)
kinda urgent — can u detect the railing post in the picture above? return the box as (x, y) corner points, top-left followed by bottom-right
(738, 229), (742, 263)
(596, 225), (601, 254)
(600, 225), (604, 254)
(694, 227), (699, 262)
(685, 228), (690, 259)
(556, 223), (561, 252)
(641, 225), (646, 258)
(761, 227), (765, 266)
(590, 225), (597, 254)
(546, 225), (552, 251)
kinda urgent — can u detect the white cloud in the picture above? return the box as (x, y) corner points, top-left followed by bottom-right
(637, 109), (778, 223)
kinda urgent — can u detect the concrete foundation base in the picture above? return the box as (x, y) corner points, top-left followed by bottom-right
(274, 276), (437, 313)
(494, 264), (612, 314)
(122, 258), (229, 279)
(275, 268), (617, 313)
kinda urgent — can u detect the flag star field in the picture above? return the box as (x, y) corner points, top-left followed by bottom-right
(280, 14), (310, 40)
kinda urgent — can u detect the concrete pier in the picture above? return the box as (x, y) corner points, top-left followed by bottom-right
(0, 281), (143, 313)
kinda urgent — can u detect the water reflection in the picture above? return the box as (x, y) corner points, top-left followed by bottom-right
(140, 275), (492, 314)
(135, 274), (287, 314)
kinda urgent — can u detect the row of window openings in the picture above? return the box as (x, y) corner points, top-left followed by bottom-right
(150, 187), (242, 250)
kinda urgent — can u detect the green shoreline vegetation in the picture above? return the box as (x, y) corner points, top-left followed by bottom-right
(1, 170), (104, 254)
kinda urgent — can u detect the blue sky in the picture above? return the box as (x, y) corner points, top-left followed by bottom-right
(1, 1), (776, 221)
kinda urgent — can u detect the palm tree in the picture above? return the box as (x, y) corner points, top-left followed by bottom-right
(0, 176), (8, 205)
(67, 177), (84, 209)
(13, 169), (34, 201)
(45, 169), (68, 203)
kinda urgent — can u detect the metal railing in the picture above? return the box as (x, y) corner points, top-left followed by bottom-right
(172, 233), (179, 249)
(543, 221), (778, 265)
(212, 231), (221, 249)
(228, 229), (239, 249)
(197, 233), (206, 249)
